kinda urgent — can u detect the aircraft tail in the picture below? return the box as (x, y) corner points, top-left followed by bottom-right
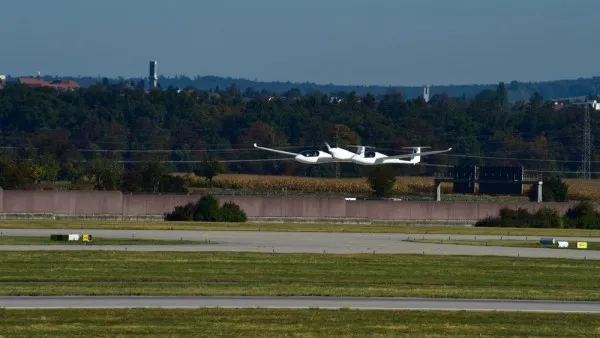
(402, 147), (430, 164)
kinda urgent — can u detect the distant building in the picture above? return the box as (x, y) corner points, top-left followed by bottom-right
(423, 86), (430, 103)
(552, 102), (565, 111)
(17, 77), (80, 92)
(0, 74), (6, 89)
(149, 60), (158, 89)
(18, 77), (49, 87)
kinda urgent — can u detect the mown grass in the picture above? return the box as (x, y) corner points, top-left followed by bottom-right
(1, 308), (600, 337)
(2, 219), (600, 237)
(410, 239), (600, 250)
(2, 251), (600, 300)
(0, 236), (214, 246)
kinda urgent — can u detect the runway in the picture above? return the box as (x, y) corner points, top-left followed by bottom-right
(2, 296), (600, 312)
(0, 228), (598, 259)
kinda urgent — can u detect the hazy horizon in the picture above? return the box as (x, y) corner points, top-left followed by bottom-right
(2, 0), (600, 87)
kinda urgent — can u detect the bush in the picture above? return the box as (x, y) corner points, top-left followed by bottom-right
(217, 202), (248, 222)
(164, 202), (195, 221)
(565, 201), (600, 229)
(474, 216), (504, 227)
(475, 201), (597, 229)
(193, 195), (221, 221)
(164, 194), (247, 222)
(529, 207), (564, 228)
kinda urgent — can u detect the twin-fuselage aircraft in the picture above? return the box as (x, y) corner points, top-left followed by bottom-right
(253, 142), (452, 166)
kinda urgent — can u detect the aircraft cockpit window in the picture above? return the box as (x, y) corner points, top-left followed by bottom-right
(364, 151), (376, 158)
(300, 150), (319, 157)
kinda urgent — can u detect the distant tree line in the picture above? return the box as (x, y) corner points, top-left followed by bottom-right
(0, 79), (599, 193)
(9, 74), (600, 102)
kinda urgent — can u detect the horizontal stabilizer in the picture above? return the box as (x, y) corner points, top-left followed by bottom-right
(380, 147), (452, 160)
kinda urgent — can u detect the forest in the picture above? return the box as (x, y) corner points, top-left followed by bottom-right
(11, 74), (600, 102)
(0, 79), (597, 193)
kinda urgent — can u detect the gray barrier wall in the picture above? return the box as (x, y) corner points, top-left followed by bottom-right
(0, 189), (586, 221)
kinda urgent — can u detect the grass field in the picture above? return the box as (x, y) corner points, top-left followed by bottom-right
(409, 239), (600, 250)
(0, 236), (214, 245)
(2, 251), (600, 300)
(2, 219), (600, 237)
(1, 308), (599, 337)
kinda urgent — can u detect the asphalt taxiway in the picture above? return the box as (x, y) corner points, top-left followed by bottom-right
(2, 296), (600, 313)
(0, 228), (598, 259)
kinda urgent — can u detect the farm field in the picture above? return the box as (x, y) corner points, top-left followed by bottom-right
(185, 173), (599, 201)
(36, 173), (598, 200)
(0, 308), (598, 337)
(2, 251), (600, 300)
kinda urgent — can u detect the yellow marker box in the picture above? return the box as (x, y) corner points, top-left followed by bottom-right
(577, 242), (587, 249)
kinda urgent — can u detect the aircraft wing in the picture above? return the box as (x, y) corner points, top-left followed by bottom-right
(253, 143), (298, 157)
(381, 148), (453, 160)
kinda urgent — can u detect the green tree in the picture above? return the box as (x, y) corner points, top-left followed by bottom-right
(195, 160), (226, 186)
(496, 82), (508, 111)
(367, 166), (396, 197)
(39, 154), (60, 182)
(90, 157), (123, 190)
(142, 161), (170, 193)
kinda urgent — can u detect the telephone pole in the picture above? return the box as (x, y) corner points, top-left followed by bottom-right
(583, 103), (591, 179)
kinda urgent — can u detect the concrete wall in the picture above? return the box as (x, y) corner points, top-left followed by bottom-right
(0, 189), (588, 221)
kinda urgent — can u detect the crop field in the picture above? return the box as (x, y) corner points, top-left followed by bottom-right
(184, 173), (450, 195)
(45, 173), (600, 200)
(3, 251), (600, 300)
(185, 173), (600, 200)
(1, 308), (599, 337)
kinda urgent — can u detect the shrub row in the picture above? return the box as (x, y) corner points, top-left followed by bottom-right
(164, 195), (247, 222)
(475, 201), (600, 229)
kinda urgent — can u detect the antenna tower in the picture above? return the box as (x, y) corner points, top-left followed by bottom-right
(335, 126), (340, 178)
(583, 103), (591, 179)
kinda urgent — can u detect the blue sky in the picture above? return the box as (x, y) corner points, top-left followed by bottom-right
(2, 0), (599, 86)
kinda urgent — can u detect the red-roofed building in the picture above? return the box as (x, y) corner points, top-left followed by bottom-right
(18, 77), (80, 92)
(18, 77), (50, 87)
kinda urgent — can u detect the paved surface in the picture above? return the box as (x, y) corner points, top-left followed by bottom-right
(0, 228), (598, 259)
(2, 296), (600, 312)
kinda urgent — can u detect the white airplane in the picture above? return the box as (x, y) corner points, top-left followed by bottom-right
(253, 143), (350, 164)
(253, 142), (452, 166)
(324, 142), (452, 165)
